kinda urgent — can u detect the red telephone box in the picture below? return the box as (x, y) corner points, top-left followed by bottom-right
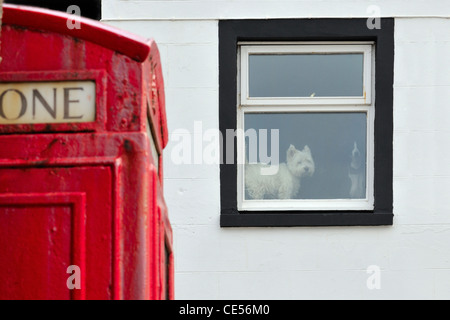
(0, 5), (173, 300)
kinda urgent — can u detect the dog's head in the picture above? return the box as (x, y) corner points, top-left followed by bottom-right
(286, 144), (315, 178)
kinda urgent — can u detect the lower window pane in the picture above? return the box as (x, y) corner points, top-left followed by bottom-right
(244, 112), (367, 200)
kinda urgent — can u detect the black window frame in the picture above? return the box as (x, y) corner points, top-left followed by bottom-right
(219, 18), (394, 227)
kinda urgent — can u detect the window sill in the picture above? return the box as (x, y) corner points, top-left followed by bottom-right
(220, 211), (393, 227)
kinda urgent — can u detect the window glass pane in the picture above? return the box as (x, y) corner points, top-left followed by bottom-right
(248, 54), (364, 97)
(244, 112), (367, 200)
(164, 243), (170, 300)
(147, 119), (159, 173)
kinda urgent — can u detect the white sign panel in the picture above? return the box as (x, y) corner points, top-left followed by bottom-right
(0, 81), (96, 124)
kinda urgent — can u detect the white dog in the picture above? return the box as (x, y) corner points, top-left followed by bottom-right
(245, 144), (315, 199)
(348, 141), (365, 198)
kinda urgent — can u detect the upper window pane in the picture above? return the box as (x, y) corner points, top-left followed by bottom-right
(248, 53), (364, 98)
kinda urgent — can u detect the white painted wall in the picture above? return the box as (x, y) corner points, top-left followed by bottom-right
(102, 0), (450, 20)
(103, 0), (450, 299)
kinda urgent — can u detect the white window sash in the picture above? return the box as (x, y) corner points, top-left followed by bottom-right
(240, 43), (373, 106)
(237, 107), (375, 211)
(237, 42), (375, 212)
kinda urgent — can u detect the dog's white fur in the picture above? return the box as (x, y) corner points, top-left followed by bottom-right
(348, 141), (365, 198)
(245, 144), (315, 199)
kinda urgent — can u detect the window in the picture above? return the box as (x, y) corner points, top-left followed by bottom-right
(239, 42), (374, 212)
(220, 19), (394, 227)
(146, 118), (160, 174)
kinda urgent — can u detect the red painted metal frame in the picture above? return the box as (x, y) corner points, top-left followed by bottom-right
(145, 40), (169, 179)
(0, 4), (173, 300)
(2, 4), (152, 63)
(0, 134), (165, 300)
(0, 192), (87, 300)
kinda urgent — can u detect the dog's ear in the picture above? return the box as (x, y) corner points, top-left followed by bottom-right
(287, 144), (296, 159)
(303, 145), (311, 153)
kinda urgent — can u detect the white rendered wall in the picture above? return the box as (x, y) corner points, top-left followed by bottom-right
(102, 0), (450, 20)
(103, 0), (450, 299)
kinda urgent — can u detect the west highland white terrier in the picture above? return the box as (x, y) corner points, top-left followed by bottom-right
(245, 144), (315, 199)
(348, 141), (365, 198)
